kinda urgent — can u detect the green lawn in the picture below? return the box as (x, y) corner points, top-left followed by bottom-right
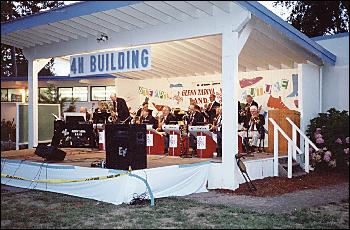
(1, 187), (349, 229)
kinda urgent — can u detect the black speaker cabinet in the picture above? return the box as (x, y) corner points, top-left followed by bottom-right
(105, 124), (147, 170)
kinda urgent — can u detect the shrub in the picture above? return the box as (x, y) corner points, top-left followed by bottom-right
(306, 108), (349, 171)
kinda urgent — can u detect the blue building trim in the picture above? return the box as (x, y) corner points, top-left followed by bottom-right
(1, 1), (142, 35)
(312, 32), (349, 41)
(0, 74), (120, 82)
(236, 1), (337, 65)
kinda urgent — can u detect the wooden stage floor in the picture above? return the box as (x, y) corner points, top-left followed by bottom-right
(1, 148), (274, 168)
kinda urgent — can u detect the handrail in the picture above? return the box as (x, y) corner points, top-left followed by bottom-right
(268, 118), (302, 154)
(269, 117), (303, 178)
(286, 117), (319, 151)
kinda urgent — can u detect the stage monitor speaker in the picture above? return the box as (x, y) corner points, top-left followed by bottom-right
(105, 124), (146, 170)
(35, 143), (66, 161)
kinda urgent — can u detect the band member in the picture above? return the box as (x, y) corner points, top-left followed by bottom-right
(189, 104), (205, 126)
(157, 106), (176, 156)
(188, 104), (205, 157)
(244, 95), (259, 118)
(109, 93), (130, 123)
(203, 94), (220, 124)
(210, 106), (222, 157)
(139, 108), (158, 129)
(238, 101), (245, 124)
(93, 101), (109, 124)
(136, 102), (153, 117)
(94, 101), (105, 113)
(243, 105), (265, 153)
(79, 107), (92, 121)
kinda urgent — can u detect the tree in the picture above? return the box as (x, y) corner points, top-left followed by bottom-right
(274, 1), (349, 37)
(39, 84), (78, 113)
(1, 1), (64, 77)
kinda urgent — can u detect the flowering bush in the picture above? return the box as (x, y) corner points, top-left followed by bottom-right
(306, 108), (349, 171)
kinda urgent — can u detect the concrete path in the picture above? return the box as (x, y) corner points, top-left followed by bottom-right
(183, 182), (349, 214)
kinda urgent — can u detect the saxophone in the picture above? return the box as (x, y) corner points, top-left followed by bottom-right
(107, 102), (118, 123)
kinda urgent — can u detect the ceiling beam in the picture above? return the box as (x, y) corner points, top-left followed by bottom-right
(8, 33), (43, 46)
(185, 1), (214, 16)
(130, 2), (173, 24)
(117, 5), (163, 26)
(50, 22), (89, 38)
(59, 20), (99, 37)
(4, 35), (36, 47)
(33, 26), (72, 41)
(143, 1), (191, 22)
(41, 24), (78, 40)
(70, 17), (109, 35)
(22, 29), (60, 43)
(162, 43), (221, 70)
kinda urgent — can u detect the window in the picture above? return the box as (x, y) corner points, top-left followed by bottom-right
(73, 87), (88, 102)
(91, 86), (115, 101)
(58, 87), (73, 101)
(91, 86), (106, 101)
(1, 89), (8, 102)
(8, 89), (23, 102)
(106, 86), (116, 98)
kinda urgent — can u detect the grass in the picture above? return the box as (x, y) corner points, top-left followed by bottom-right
(1, 186), (349, 229)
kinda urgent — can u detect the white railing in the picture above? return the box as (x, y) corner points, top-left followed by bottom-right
(286, 117), (319, 173)
(269, 118), (303, 178)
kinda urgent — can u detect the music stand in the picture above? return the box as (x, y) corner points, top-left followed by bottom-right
(188, 125), (213, 158)
(162, 124), (181, 156)
(64, 112), (86, 123)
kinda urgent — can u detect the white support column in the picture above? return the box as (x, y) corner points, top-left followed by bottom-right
(304, 141), (310, 173)
(221, 28), (239, 190)
(287, 141), (293, 178)
(292, 125), (297, 160)
(273, 126), (279, 176)
(27, 58), (37, 149)
(28, 58), (50, 148)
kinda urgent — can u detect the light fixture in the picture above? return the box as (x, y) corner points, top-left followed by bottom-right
(97, 33), (108, 42)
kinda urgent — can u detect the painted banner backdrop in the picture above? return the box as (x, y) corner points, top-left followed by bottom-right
(137, 69), (299, 113)
(171, 85), (222, 110)
(238, 69), (299, 111)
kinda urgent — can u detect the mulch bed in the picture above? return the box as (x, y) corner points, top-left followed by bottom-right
(215, 169), (349, 197)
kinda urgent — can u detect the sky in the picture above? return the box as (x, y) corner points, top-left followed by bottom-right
(54, 1), (290, 75)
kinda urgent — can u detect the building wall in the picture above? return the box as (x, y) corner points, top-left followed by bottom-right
(299, 63), (321, 133)
(316, 35), (349, 112)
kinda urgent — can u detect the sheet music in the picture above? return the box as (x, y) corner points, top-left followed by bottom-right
(52, 113), (59, 120)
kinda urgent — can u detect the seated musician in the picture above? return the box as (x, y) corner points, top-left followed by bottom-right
(243, 105), (265, 153)
(188, 104), (205, 157)
(136, 102), (153, 117)
(157, 106), (176, 156)
(211, 106), (222, 157)
(139, 108), (158, 129)
(94, 101), (105, 113)
(79, 107), (92, 121)
(93, 101), (109, 124)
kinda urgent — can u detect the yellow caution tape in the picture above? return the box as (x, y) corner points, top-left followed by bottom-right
(1, 172), (130, 184)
